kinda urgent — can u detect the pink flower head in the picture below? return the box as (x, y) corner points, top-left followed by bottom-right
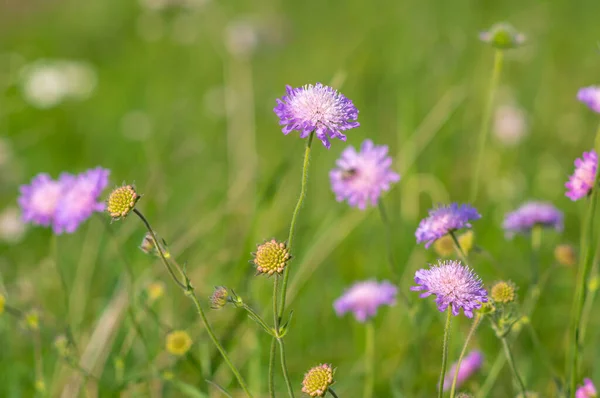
(333, 280), (397, 322)
(566, 150), (597, 201)
(411, 260), (487, 318)
(443, 350), (484, 391)
(274, 83), (359, 149)
(576, 378), (597, 398)
(18, 173), (68, 227)
(578, 86), (600, 114)
(330, 140), (400, 209)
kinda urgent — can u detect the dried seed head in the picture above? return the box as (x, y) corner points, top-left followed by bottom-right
(252, 239), (291, 276)
(301, 364), (334, 397)
(491, 281), (516, 304)
(107, 185), (140, 220)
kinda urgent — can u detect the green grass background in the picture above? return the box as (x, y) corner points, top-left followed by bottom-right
(1, 0), (600, 396)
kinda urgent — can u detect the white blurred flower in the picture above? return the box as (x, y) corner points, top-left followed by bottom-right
(225, 19), (259, 57)
(0, 207), (26, 244)
(20, 59), (97, 109)
(493, 104), (528, 146)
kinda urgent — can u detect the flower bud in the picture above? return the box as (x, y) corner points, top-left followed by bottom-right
(166, 330), (193, 356)
(479, 23), (525, 50)
(554, 244), (577, 267)
(491, 281), (516, 304)
(252, 239), (291, 276)
(301, 364), (334, 397)
(210, 286), (230, 309)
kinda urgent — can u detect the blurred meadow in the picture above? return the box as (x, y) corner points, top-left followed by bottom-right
(2, 0), (600, 397)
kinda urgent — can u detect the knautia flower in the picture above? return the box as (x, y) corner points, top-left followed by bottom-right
(274, 83), (359, 149)
(566, 150), (597, 201)
(333, 280), (397, 322)
(53, 167), (110, 234)
(442, 350), (484, 391)
(577, 86), (600, 114)
(301, 364), (334, 397)
(555, 244), (577, 267)
(107, 184), (140, 220)
(416, 203), (481, 248)
(576, 378), (597, 398)
(166, 330), (193, 356)
(329, 139), (400, 209)
(479, 23), (525, 49)
(252, 239), (291, 276)
(411, 260), (488, 318)
(503, 201), (563, 238)
(490, 281), (516, 304)
(18, 173), (67, 228)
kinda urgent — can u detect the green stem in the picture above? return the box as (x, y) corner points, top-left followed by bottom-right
(531, 225), (542, 285)
(377, 200), (411, 307)
(469, 49), (504, 203)
(132, 209), (252, 397)
(241, 303), (275, 337)
(269, 275), (280, 396)
(567, 123), (600, 396)
(438, 309), (452, 398)
(277, 338), (295, 398)
(364, 321), (375, 398)
(328, 388), (340, 398)
(187, 289), (253, 397)
(268, 338), (276, 398)
(278, 132), (314, 322)
(448, 231), (468, 264)
(133, 209), (186, 290)
(500, 336), (527, 395)
(449, 314), (482, 398)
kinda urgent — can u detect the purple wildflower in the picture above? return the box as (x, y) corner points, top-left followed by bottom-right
(576, 378), (597, 398)
(442, 350), (484, 391)
(415, 203), (481, 248)
(329, 140), (400, 209)
(333, 280), (397, 322)
(411, 260), (487, 318)
(18, 173), (68, 228)
(566, 150), (597, 201)
(577, 86), (600, 113)
(503, 201), (563, 238)
(53, 167), (110, 234)
(273, 83), (359, 149)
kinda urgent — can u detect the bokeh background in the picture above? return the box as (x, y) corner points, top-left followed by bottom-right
(1, 0), (600, 396)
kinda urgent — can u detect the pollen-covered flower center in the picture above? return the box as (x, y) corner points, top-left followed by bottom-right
(107, 185), (139, 219)
(302, 364), (334, 397)
(253, 239), (290, 275)
(290, 86), (342, 127)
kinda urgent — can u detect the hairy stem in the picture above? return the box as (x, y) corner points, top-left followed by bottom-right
(449, 314), (482, 398)
(364, 321), (375, 398)
(438, 309), (452, 398)
(277, 338), (295, 398)
(500, 336), (527, 395)
(469, 49), (504, 202)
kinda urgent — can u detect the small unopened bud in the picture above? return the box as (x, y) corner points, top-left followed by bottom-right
(301, 364), (334, 397)
(107, 185), (140, 220)
(139, 232), (170, 258)
(479, 23), (525, 50)
(458, 230), (475, 255)
(433, 235), (454, 257)
(588, 276), (600, 293)
(252, 239), (291, 276)
(0, 293), (5, 315)
(210, 286), (230, 309)
(555, 244), (577, 267)
(491, 281), (516, 304)
(166, 330), (193, 356)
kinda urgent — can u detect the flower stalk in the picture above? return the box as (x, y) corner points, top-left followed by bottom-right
(438, 309), (452, 398)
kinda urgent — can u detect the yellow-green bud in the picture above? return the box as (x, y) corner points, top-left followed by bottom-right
(301, 364), (334, 397)
(491, 281), (516, 304)
(107, 185), (140, 220)
(252, 239), (291, 276)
